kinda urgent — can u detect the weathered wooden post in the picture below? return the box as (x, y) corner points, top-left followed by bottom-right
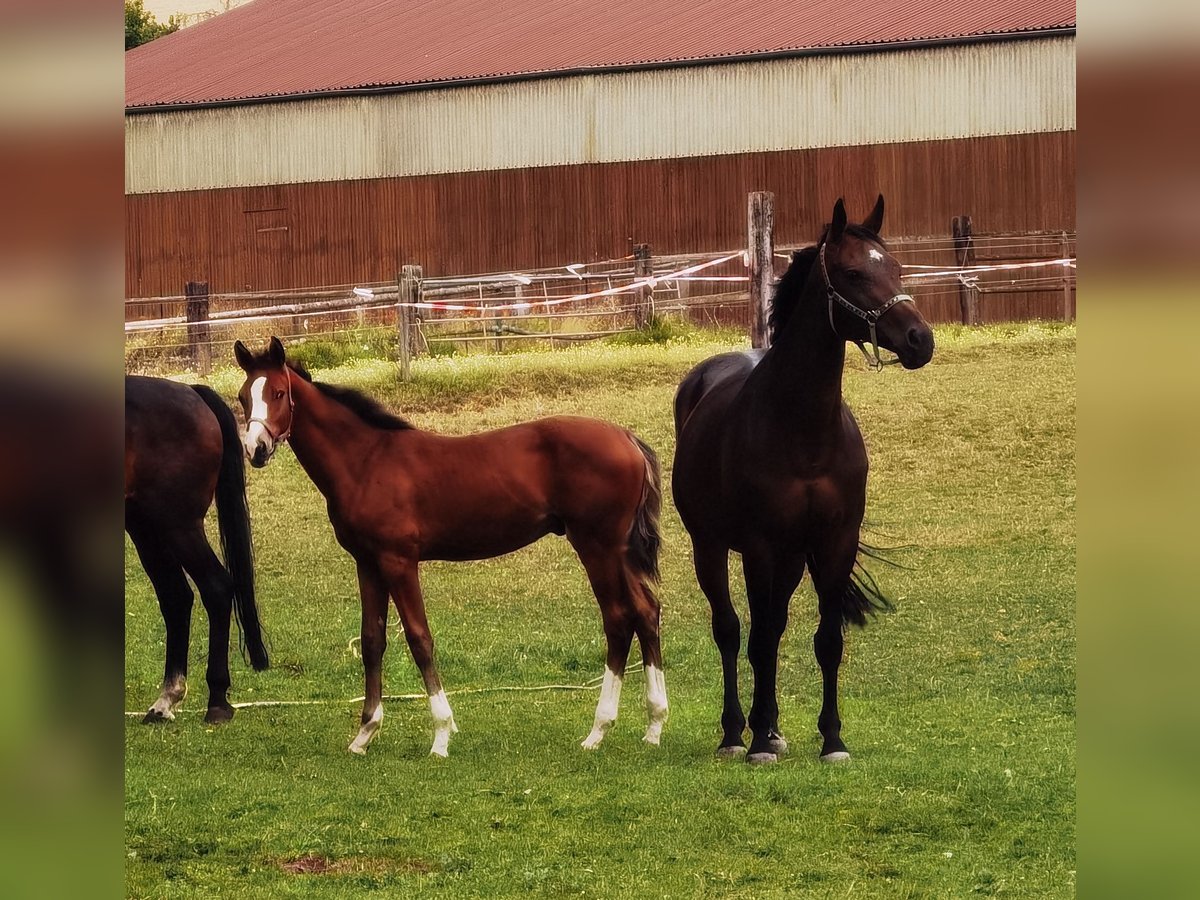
(1060, 231), (1074, 321)
(397, 265), (422, 381)
(952, 215), (979, 326)
(748, 192), (775, 349)
(185, 280), (211, 374)
(633, 243), (652, 330)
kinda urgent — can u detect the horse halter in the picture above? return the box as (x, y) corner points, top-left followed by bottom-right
(819, 242), (914, 371)
(248, 367), (296, 444)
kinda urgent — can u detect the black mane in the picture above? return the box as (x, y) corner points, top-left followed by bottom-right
(288, 362), (414, 431)
(768, 224), (888, 340)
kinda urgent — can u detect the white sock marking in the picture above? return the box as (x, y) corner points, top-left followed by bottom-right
(582, 667), (622, 749)
(348, 703), (383, 755)
(429, 689), (456, 757)
(148, 675), (187, 720)
(643, 664), (669, 745)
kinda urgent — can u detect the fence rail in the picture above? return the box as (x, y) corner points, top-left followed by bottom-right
(125, 199), (1075, 376)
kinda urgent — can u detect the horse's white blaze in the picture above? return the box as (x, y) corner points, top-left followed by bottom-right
(642, 664), (669, 745)
(429, 689), (456, 757)
(244, 376), (271, 456)
(581, 667), (622, 749)
(348, 703), (382, 755)
(868, 248), (884, 262)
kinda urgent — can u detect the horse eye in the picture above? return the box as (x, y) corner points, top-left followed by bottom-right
(274, 390), (285, 400)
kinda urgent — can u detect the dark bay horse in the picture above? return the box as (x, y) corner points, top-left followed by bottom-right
(672, 196), (934, 764)
(125, 375), (269, 723)
(233, 337), (665, 757)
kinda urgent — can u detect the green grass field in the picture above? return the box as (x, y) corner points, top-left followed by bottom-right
(125, 323), (1075, 898)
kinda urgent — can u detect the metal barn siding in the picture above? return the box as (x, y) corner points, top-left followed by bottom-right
(125, 38), (1074, 195)
(125, 130), (1074, 298)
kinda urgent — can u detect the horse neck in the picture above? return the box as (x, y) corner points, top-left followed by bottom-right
(752, 268), (847, 428)
(284, 372), (382, 500)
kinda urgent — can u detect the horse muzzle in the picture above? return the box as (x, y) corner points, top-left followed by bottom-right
(897, 325), (935, 369)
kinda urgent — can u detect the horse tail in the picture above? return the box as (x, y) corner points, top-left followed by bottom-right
(192, 384), (270, 671)
(838, 539), (906, 628)
(625, 433), (662, 590)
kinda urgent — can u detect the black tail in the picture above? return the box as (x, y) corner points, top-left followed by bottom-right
(838, 539), (911, 629)
(626, 433), (662, 588)
(192, 385), (269, 670)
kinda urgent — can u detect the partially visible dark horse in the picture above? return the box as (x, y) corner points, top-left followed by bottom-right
(125, 375), (269, 723)
(672, 196), (934, 763)
(232, 338), (664, 757)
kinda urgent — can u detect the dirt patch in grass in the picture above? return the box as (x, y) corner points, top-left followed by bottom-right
(278, 853), (438, 876)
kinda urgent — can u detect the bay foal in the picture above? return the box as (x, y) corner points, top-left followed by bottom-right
(234, 338), (666, 757)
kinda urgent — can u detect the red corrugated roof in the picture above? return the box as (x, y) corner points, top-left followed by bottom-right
(126, 0), (1076, 110)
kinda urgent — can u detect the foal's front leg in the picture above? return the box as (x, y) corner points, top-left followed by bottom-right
(383, 555), (458, 758)
(349, 562), (389, 754)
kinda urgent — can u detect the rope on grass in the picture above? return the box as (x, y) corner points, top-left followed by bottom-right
(123, 663), (646, 717)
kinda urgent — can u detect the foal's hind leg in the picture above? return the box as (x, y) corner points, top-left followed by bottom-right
(129, 519), (193, 723)
(573, 540), (635, 749)
(170, 524), (237, 724)
(627, 571), (668, 745)
(692, 537), (745, 756)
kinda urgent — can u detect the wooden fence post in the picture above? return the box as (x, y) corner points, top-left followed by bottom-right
(952, 215), (979, 326)
(633, 243), (652, 330)
(185, 280), (211, 374)
(397, 265), (422, 381)
(748, 192), (775, 349)
(1060, 231), (1074, 321)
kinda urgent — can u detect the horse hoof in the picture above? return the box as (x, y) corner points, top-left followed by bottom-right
(142, 708), (174, 724)
(203, 706), (234, 725)
(348, 742), (368, 756)
(715, 745), (746, 760)
(746, 751), (779, 765)
(429, 747), (449, 759)
(820, 750), (851, 763)
(767, 734), (789, 755)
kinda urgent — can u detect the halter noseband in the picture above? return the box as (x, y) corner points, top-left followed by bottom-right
(248, 367), (296, 444)
(819, 242), (914, 371)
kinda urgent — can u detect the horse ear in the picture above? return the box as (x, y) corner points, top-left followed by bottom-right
(267, 336), (286, 366)
(829, 198), (847, 242)
(234, 340), (253, 371)
(862, 194), (885, 234)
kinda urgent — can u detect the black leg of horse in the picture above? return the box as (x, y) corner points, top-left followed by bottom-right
(128, 517), (194, 723)
(810, 540), (858, 762)
(692, 537), (745, 755)
(744, 550), (804, 764)
(169, 524), (236, 724)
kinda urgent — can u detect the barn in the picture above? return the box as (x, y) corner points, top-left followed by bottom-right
(125, 0), (1075, 317)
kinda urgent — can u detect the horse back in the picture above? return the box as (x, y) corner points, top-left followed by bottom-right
(674, 350), (763, 435)
(125, 375), (223, 520)
(371, 416), (648, 562)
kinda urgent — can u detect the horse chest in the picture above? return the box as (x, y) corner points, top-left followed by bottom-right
(732, 471), (858, 537)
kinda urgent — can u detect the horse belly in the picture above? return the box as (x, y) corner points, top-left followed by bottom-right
(422, 512), (554, 562)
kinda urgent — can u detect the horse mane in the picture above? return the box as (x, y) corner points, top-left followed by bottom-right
(288, 362), (415, 431)
(768, 224), (889, 341)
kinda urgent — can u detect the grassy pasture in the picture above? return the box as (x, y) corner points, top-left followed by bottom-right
(125, 323), (1075, 898)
